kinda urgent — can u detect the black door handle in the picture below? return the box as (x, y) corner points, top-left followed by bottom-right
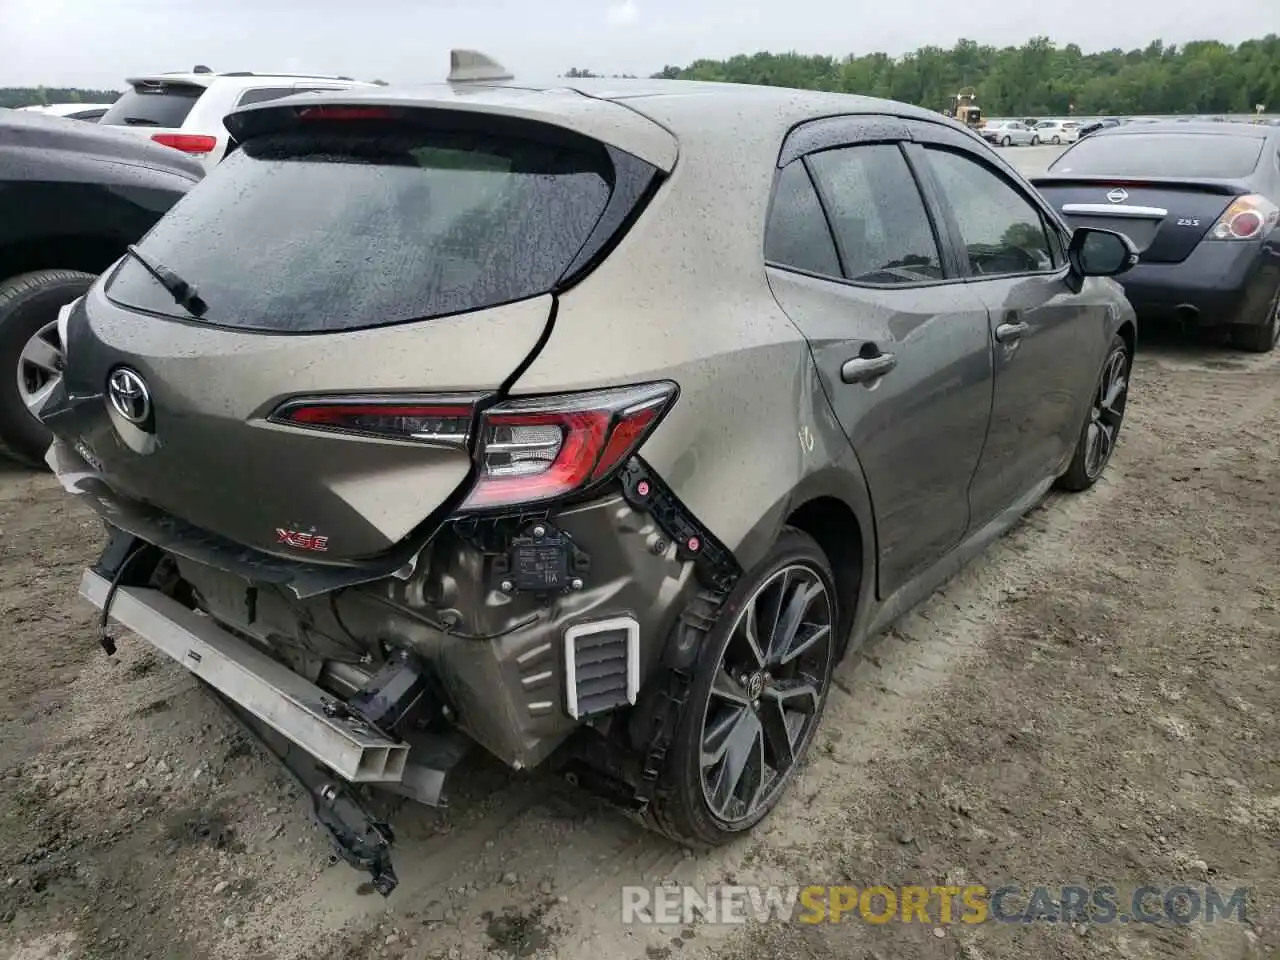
(841, 352), (897, 384)
(994, 321), (1030, 344)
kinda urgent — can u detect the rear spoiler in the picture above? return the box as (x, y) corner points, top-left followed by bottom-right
(1031, 174), (1253, 197)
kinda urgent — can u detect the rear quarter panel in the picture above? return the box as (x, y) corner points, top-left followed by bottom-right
(511, 103), (876, 577)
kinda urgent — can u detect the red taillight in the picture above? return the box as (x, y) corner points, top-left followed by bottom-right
(297, 105), (396, 121)
(267, 383), (677, 511)
(1208, 194), (1279, 242)
(461, 383), (677, 511)
(269, 398), (477, 446)
(150, 133), (218, 154)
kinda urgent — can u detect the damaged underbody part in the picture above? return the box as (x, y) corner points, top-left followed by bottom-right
(74, 452), (741, 893)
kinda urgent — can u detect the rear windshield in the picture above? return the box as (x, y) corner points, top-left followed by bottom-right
(100, 83), (206, 128)
(1050, 133), (1264, 179)
(105, 124), (615, 332)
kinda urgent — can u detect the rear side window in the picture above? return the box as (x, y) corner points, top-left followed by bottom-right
(236, 87), (299, 107)
(764, 161), (841, 277)
(806, 144), (944, 284)
(100, 83), (205, 128)
(1050, 133), (1265, 179)
(106, 123), (618, 332)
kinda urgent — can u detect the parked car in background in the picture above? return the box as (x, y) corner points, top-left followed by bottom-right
(982, 119), (1040, 146)
(1034, 119), (1080, 144)
(44, 52), (1139, 890)
(1035, 121), (1280, 352)
(97, 67), (378, 169)
(0, 108), (202, 465)
(1078, 118), (1122, 138)
(18, 103), (113, 122)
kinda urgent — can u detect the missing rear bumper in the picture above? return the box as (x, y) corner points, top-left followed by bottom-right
(80, 568), (411, 784)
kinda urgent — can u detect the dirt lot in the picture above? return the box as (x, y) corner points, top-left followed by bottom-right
(2, 324), (1278, 960)
(2, 221), (1280, 957)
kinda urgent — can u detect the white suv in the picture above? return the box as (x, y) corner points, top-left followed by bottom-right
(97, 68), (378, 169)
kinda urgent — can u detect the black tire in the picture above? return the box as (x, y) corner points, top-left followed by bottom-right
(647, 527), (839, 847)
(1031, 135), (1040, 146)
(1057, 333), (1131, 492)
(1052, 135), (1061, 145)
(1001, 136), (1012, 147)
(1230, 290), (1279, 353)
(0, 270), (96, 468)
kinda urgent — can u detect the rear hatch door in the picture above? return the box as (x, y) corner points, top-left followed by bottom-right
(49, 100), (670, 562)
(98, 78), (212, 157)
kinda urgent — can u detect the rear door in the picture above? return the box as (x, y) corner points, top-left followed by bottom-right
(907, 122), (1101, 527)
(57, 109), (666, 560)
(763, 119), (994, 596)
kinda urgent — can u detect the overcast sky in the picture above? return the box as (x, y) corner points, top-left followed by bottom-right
(0, 0), (1273, 89)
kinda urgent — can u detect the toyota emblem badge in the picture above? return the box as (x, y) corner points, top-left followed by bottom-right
(107, 368), (152, 425)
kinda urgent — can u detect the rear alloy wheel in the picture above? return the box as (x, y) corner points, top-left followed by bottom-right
(1031, 135), (1041, 145)
(1231, 290), (1280, 354)
(648, 528), (837, 847)
(1052, 135), (1061, 145)
(1057, 333), (1130, 491)
(0, 270), (96, 467)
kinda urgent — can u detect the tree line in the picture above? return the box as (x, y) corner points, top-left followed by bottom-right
(0, 87), (120, 109)
(574, 34), (1280, 116)
(6, 35), (1278, 116)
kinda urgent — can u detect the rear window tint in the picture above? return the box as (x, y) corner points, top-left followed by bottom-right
(100, 83), (205, 128)
(1050, 133), (1264, 179)
(105, 124), (615, 332)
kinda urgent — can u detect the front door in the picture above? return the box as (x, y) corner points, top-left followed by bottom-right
(907, 138), (1107, 528)
(763, 129), (995, 597)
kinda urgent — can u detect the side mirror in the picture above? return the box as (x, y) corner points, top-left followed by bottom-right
(1068, 227), (1139, 278)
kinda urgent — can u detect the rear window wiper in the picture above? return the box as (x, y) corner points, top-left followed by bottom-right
(124, 245), (208, 317)
(121, 117), (163, 126)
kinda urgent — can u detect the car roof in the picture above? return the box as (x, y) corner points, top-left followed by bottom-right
(1091, 120), (1273, 138)
(125, 71), (368, 87)
(0, 106), (206, 179)
(227, 75), (970, 172)
(20, 102), (109, 115)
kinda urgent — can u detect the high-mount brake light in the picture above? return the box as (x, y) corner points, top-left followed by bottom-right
(1208, 194), (1279, 241)
(151, 133), (218, 154)
(269, 398), (477, 446)
(460, 382), (678, 511)
(297, 105), (396, 121)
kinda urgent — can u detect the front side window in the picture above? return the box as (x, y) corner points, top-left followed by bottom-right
(923, 148), (1056, 277)
(806, 143), (944, 284)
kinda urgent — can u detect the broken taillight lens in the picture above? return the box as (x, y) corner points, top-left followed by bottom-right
(461, 382), (678, 511)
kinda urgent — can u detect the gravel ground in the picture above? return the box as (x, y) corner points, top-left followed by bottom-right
(2, 145), (1277, 960)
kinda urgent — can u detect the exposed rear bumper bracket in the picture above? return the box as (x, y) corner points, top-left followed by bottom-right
(79, 569), (410, 784)
(215, 693), (400, 897)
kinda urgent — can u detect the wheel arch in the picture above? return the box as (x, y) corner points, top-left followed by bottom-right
(734, 460), (877, 655)
(1116, 318), (1136, 359)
